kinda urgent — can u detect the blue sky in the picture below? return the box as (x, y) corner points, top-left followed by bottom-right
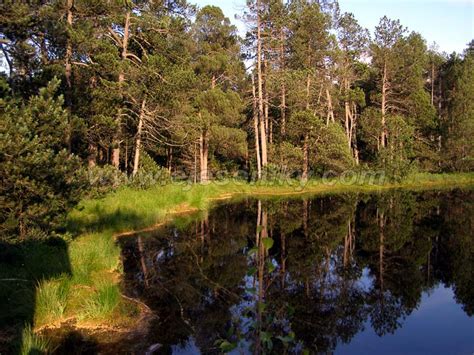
(192, 0), (474, 54)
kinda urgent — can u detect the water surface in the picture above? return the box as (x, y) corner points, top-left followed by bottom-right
(120, 189), (474, 354)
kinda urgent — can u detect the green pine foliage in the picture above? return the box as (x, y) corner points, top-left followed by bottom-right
(0, 79), (86, 239)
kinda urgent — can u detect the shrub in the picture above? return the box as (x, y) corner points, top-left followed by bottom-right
(87, 165), (128, 198)
(130, 150), (171, 189)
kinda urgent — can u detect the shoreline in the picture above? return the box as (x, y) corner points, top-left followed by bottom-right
(17, 173), (474, 351)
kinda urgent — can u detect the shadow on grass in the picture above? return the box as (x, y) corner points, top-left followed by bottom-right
(67, 205), (156, 236)
(0, 237), (71, 353)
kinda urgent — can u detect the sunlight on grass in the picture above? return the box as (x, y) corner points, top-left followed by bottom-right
(34, 278), (69, 327)
(79, 282), (121, 320)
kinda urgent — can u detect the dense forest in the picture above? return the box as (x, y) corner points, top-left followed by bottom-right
(1, 0), (473, 240)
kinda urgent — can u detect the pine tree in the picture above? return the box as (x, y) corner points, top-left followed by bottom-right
(0, 79), (86, 239)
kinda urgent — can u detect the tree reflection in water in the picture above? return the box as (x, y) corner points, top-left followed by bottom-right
(119, 189), (474, 354)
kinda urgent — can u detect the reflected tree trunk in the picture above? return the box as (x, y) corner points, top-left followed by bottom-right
(137, 236), (149, 288)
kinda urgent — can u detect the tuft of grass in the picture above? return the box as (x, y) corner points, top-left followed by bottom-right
(79, 282), (121, 320)
(69, 232), (120, 286)
(20, 325), (53, 355)
(34, 278), (70, 327)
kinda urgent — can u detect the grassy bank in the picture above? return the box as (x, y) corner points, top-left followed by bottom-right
(22, 172), (474, 351)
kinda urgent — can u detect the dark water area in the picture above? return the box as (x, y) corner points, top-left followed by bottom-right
(118, 189), (474, 354)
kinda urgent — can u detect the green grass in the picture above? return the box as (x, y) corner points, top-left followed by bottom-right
(26, 172), (474, 343)
(79, 281), (121, 320)
(34, 278), (69, 326)
(20, 325), (52, 355)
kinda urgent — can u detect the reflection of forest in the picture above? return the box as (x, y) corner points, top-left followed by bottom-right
(119, 189), (474, 354)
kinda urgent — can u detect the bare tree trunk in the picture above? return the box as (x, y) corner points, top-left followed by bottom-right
(303, 71), (311, 181)
(302, 134), (309, 181)
(168, 147), (173, 174)
(431, 62), (435, 106)
(352, 103), (359, 164)
(252, 76), (262, 180)
(132, 98), (146, 177)
(345, 100), (351, 147)
(199, 132), (203, 181)
(112, 11), (131, 169)
(194, 143), (197, 183)
(124, 140), (128, 172)
(203, 132), (208, 182)
(200, 129), (209, 182)
(257, 0), (267, 170)
(88, 143), (97, 168)
(269, 118), (273, 145)
(381, 61), (387, 149)
(280, 28), (286, 136)
(306, 73), (311, 110)
(326, 87), (334, 124)
(211, 74), (216, 89)
(99, 147), (104, 164)
(65, 0), (74, 153)
(344, 79), (352, 148)
(281, 82), (286, 136)
(65, 0), (73, 94)
(263, 56), (269, 136)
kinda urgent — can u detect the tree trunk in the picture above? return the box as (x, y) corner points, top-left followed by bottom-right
(381, 61), (387, 149)
(168, 147), (173, 174)
(65, 0), (74, 153)
(344, 79), (351, 148)
(431, 62), (435, 106)
(194, 143), (197, 183)
(352, 103), (359, 164)
(252, 76), (262, 180)
(326, 87), (334, 124)
(132, 98), (146, 177)
(280, 27), (286, 136)
(302, 134), (309, 181)
(112, 11), (131, 169)
(65, 0), (73, 95)
(269, 117), (273, 145)
(345, 99), (351, 147)
(88, 143), (97, 168)
(256, 0), (267, 170)
(281, 81), (286, 136)
(203, 134), (209, 182)
(200, 130), (209, 182)
(211, 74), (216, 89)
(263, 56), (269, 136)
(306, 73), (311, 110)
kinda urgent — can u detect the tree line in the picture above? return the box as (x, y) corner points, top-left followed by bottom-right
(1, 0), (473, 238)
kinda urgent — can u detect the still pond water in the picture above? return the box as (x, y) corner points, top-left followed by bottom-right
(119, 189), (474, 354)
